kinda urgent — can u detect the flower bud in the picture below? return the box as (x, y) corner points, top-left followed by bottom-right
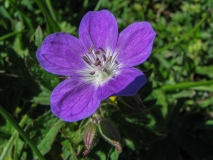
(98, 118), (122, 152)
(83, 121), (98, 156)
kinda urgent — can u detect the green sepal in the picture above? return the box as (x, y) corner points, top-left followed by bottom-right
(98, 118), (122, 152)
(83, 120), (99, 155)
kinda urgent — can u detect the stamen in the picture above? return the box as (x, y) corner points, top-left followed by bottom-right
(83, 56), (91, 65)
(103, 68), (107, 72)
(95, 59), (101, 66)
(90, 71), (95, 75)
(103, 55), (106, 61)
(95, 51), (101, 55)
(88, 46), (94, 54)
(99, 47), (106, 54)
(82, 46), (119, 84)
(107, 56), (112, 62)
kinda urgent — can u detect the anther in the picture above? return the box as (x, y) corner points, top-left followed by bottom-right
(103, 55), (106, 61)
(83, 56), (91, 65)
(99, 47), (106, 54)
(107, 56), (112, 62)
(95, 60), (101, 66)
(115, 61), (118, 65)
(95, 51), (101, 55)
(90, 71), (95, 75)
(103, 68), (107, 72)
(88, 46), (94, 54)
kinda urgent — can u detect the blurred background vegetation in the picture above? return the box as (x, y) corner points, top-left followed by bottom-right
(0, 0), (213, 160)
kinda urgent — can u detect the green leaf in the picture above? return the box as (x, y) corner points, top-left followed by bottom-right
(0, 106), (45, 160)
(0, 31), (26, 41)
(191, 86), (213, 92)
(0, 6), (12, 20)
(61, 139), (78, 160)
(153, 9), (212, 54)
(34, 26), (43, 47)
(37, 119), (64, 155)
(109, 147), (119, 160)
(162, 80), (213, 91)
(94, 150), (107, 160)
(195, 65), (213, 78)
(0, 105), (36, 160)
(171, 90), (195, 98)
(198, 97), (213, 108)
(0, 127), (16, 160)
(35, 0), (60, 33)
(31, 85), (51, 105)
(25, 56), (60, 91)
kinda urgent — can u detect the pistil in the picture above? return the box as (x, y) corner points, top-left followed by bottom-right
(82, 46), (119, 83)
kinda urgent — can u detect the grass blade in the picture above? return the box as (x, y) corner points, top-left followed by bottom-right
(0, 106), (45, 160)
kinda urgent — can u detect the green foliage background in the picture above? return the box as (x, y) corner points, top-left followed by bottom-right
(0, 0), (213, 159)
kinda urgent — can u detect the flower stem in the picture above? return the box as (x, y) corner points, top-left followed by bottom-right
(0, 106), (45, 160)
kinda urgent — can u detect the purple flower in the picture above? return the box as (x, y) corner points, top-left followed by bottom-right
(36, 10), (156, 122)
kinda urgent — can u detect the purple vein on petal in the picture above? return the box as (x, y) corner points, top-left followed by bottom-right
(81, 15), (96, 49)
(41, 54), (83, 70)
(112, 29), (151, 65)
(58, 88), (91, 116)
(60, 34), (97, 71)
(118, 33), (152, 64)
(52, 79), (94, 113)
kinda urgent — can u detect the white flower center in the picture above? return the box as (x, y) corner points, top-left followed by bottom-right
(79, 46), (120, 86)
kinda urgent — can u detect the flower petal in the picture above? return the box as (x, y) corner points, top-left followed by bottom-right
(97, 68), (146, 100)
(51, 78), (100, 122)
(79, 10), (118, 51)
(116, 22), (156, 68)
(36, 32), (88, 76)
